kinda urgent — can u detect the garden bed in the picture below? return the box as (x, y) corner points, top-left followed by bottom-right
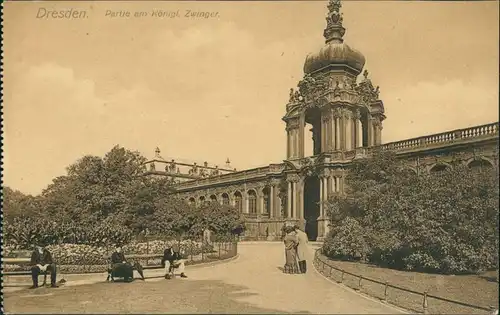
(315, 252), (498, 314)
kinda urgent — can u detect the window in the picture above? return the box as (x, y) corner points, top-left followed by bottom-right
(248, 190), (257, 214)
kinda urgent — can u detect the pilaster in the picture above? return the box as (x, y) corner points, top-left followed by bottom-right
(334, 108), (341, 151)
(299, 112), (305, 158)
(354, 110), (362, 148)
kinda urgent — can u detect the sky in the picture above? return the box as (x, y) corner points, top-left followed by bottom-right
(3, 0), (499, 196)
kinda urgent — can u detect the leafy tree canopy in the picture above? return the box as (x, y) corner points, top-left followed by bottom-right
(5, 145), (242, 248)
(324, 151), (499, 274)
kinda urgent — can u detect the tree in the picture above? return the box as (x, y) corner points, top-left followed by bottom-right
(4, 144), (244, 248)
(41, 146), (150, 225)
(2, 186), (43, 221)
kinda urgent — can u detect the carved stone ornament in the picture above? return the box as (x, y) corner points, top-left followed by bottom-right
(324, 0), (345, 43)
(270, 178), (282, 186)
(286, 174), (300, 182)
(355, 69), (381, 105)
(342, 108), (352, 119)
(333, 107), (342, 118)
(353, 109), (361, 120)
(299, 158), (313, 168)
(288, 88), (302, 104)
(298, 74), (329, 103)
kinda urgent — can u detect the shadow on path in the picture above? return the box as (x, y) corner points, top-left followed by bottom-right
(4, 278), (312, 314)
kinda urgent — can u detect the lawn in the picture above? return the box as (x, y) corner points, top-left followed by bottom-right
(315, 251), (498, 314)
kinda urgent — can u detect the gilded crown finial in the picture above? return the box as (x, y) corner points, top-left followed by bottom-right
(324, 0), (345, 44)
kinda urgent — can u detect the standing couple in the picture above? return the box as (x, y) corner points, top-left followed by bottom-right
(283, 225), (308, 274)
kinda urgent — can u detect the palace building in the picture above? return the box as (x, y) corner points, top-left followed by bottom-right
(143, 0), (499, 241)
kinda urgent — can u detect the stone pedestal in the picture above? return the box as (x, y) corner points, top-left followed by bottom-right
(316, 217), (330, 241)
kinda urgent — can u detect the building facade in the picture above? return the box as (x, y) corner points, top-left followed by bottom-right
(144, 0), (499, 241)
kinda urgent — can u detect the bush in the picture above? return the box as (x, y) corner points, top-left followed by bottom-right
(324, 151), (499, 274)
(3, 217), (133, 249)
(322, 217), (369, 261)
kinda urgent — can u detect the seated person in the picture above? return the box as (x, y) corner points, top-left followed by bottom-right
(30, 243), (58, 289)
(108, 245), (145, 282)
(161, 244), (187, 279)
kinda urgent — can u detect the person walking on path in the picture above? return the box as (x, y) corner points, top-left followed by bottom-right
(294, 225), (309, 273)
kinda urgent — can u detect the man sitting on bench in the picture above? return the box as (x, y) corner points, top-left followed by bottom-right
(161, 244), (187, 279)
(30, 244), (58, 289)
(108, 245), (145, 282)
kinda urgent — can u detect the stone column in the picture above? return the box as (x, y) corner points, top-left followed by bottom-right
(377, 123), (383, 145)
(335, 114), (340, 150)
(329, 109), (334, 151)
(366, 117), (373, 147)
(287, 181), (292, 218)
(319, 177), (324, 217)
(321, 117), (326, 153)
(335, 176), (340, 192)
(324, 220), (330, 238)
(373, 117), (382, 146)
(327, 176), (332, 195)
(297, 178), (304, 220)
(269, 185), (275, 218)
(340, 109), (346, 151)
(354, 110), (361, 148)
(325, 117), (330, 152)
(340, 174), (345, 194)
(244, 193), (249, 214)
(299, 113), (305, 158)
(345, 111), (352, 151)
(294, 129), (299, 157)
(322, 175), (328, 216)
(287, 129), (291, 158)
(292, 181), (298, 218)
(258, 192), (264, 214)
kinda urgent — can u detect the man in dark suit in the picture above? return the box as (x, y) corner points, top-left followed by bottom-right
(30, 244), (57, 289)
(108, 245), (144, 282)
(161, 244), (187, 279)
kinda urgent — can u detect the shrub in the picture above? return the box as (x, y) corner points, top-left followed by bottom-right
(324, 151), (499, 274)
(322, 217), (369, 261)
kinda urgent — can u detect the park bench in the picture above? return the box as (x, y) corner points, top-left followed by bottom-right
(3, 257), (56, 287)
(121, 254), (185, 278)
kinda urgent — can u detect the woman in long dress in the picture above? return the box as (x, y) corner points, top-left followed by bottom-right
(283, 226), (300, 274)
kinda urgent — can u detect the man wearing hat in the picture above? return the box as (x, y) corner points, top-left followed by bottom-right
(30, 243), (58, 289)
(108, 245), (145, 282)
(294, 225), (309, 273)
(161, 244), (187, 279)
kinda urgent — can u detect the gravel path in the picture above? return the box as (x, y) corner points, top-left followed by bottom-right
(3, 242), (404, 314)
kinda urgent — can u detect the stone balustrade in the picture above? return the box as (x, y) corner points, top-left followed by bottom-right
(170, 122), (498, 191)
(175, 166), (271, 190)
(380, 122), (498, 153)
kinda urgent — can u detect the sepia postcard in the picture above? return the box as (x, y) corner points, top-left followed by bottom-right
(1, 0), (499, 314)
